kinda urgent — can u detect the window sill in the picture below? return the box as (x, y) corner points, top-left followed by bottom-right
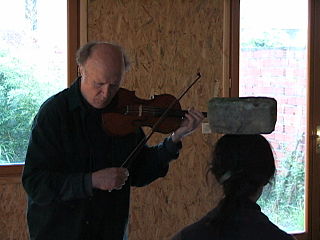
(0, 164), (23, 184)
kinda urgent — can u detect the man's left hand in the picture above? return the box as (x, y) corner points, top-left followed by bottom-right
(171, 108), (205, 143)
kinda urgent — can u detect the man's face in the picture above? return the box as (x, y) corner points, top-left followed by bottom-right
(79, 45), (124, 109)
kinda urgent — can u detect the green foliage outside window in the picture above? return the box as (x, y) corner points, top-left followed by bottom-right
(258, 134), (305, 233)
(0, 48), (46, 164)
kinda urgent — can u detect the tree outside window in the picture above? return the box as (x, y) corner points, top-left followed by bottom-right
(0, 0), (67, 164)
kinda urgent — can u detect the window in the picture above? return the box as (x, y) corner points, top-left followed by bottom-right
(0, 0), (67, 166)
(0, 0), (84, 177)
(226, 0), (320, 239)
(240, 0), (307, 234)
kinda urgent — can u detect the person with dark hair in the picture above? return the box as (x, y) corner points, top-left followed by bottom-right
(22, 41), (204, 240)
(172, 134), (296, 240)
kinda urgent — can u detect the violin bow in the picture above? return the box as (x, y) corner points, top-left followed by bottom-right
(120, 72), (202, 168)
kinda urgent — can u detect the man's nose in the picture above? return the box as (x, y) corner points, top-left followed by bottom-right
(101, 84), (110, 97)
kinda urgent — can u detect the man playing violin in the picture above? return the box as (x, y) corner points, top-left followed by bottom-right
(22, 41), (204, 240)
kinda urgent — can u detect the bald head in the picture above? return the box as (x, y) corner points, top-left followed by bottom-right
(76, 41), (130, 71)
(78, 42), (129, 109)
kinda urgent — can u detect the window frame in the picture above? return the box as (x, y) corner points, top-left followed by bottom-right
(0, 0), (87, 181)
(225, 0), (320, 239)
(307, 0), (320, 239)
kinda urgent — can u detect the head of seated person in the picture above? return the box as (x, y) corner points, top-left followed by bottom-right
(209, 134), (275, 234)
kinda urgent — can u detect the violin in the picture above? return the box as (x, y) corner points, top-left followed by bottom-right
(101, 73), (204, 167)
(101, 88), (207, 136)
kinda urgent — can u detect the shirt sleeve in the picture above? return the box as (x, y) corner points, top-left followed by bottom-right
(171, 232), (183, 240)
(130, 129), (182, 187)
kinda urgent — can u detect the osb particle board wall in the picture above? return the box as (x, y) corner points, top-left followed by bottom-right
(0, 180), (28, 239)
(88, 0), (224, 239)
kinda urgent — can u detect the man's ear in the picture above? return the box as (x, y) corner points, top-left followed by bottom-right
(78, 65), (85, 77)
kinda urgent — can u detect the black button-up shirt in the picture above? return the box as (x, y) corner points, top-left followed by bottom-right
(22, 78), (181, 240)
(172, 200), (296, 240)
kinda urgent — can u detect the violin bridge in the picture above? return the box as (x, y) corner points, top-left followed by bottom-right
(139, 105), (142, 117)
(124, 105), (129, 115)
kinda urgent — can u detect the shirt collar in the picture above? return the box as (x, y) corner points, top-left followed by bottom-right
(68, 77), (85, 111)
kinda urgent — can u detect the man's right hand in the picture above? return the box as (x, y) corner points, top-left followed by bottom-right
(92, 168), (129, 191)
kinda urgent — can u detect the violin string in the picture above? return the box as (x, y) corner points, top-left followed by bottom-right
(126, 110), (184, 117)
(126, 106), (185, 116)
(129, 106), (204, 116)
(126, 107), (205, 117)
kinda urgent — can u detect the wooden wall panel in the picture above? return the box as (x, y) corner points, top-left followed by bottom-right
(88, 0), (225, 239)
(0, 182), (28, 239)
